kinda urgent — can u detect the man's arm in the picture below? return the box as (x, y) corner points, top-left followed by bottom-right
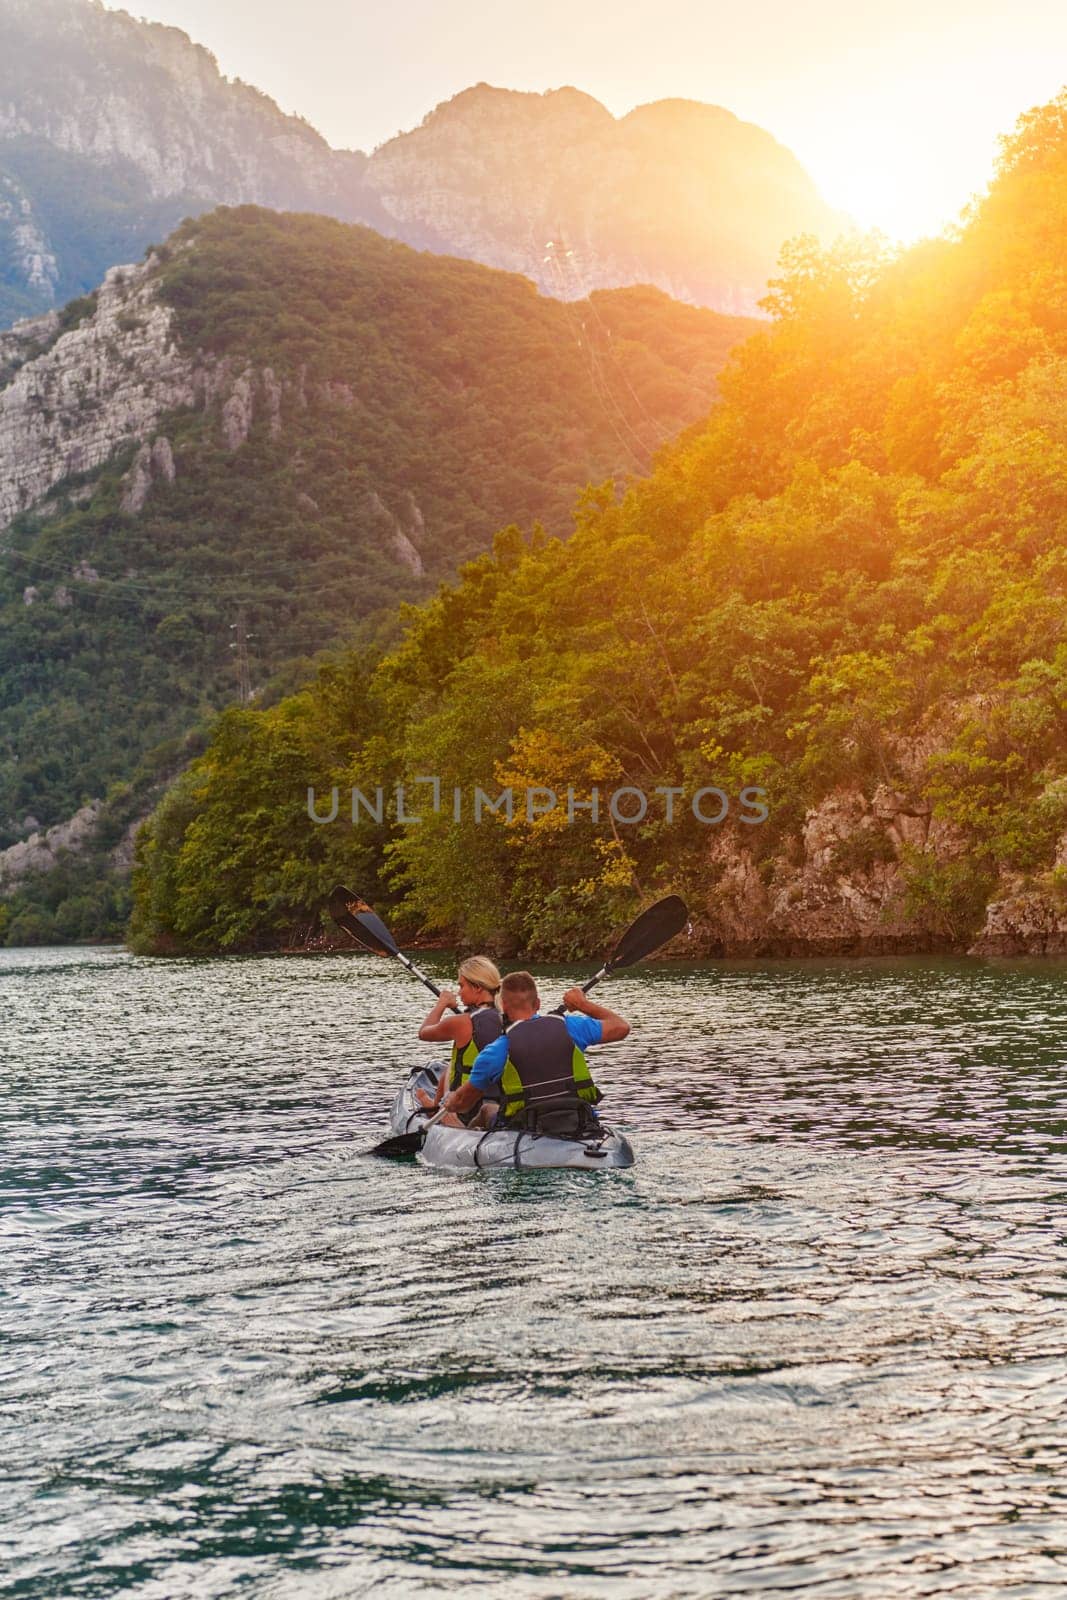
(443, 1079), (482, 1116)
(561, 987), (630, 1043)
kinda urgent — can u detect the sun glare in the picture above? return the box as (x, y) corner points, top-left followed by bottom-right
(817, 140), (982, 244)
(795, 93), (999, 244)
(788, 51), (1067, 244)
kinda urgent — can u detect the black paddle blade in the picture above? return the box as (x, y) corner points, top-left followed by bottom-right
(328, 885), (398, 956)
(608, 894), (689, 971)
(367, 1129), (424, 1159)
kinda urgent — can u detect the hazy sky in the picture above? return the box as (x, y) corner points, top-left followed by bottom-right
(106, 0), (1066, 240)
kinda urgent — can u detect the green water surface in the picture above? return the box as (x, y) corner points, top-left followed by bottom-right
(1, 948), (1065, 1597)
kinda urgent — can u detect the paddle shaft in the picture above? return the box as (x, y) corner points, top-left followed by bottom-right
(397, 953), (465, 1013)
(373, 949), (462, 1013)
(396, 950), (440, 999)
(548, 894), (687, 1014)
(329, 890), (459, 1011)
(549, 965), (609, 1016)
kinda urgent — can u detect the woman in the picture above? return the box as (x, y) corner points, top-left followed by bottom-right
(415, 956), (504, 1126)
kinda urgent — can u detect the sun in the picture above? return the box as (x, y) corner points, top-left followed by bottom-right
(803, 103), (993, 245)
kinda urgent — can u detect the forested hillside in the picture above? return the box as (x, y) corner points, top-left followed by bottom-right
(0, 207), (750, 944)
(128, 92), (1067, 959)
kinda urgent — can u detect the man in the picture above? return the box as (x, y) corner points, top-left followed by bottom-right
(440, 970), (630, 1139)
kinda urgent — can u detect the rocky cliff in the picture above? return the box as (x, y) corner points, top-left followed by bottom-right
(699, 795), (927, 959)
(0, 0), (366, 205)
(1, 0), (843, 326)
(694, 787), (1067, 959)
(0, 259), (197, 527)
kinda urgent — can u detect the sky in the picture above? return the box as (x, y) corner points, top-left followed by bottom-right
(107, 0), (1067, 241)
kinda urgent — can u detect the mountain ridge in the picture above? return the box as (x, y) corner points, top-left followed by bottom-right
(0, 0), (844, 326)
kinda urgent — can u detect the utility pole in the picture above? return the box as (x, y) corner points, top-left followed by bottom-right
(229, 606), (253, 705)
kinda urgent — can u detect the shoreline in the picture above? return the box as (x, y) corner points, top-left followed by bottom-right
(6, 938), (1067, 963)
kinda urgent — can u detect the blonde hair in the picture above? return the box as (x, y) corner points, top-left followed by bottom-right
(458, 955), (503, 1009)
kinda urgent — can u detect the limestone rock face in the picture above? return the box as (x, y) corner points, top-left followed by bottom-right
(970, 846), (1067, 956)
(261, 368), (282, 441)
(109, 815), (145, 875)
(0, 797), (156, 885)
(119, 442), (154, 515)
(0, 307), (61, 384)
(693, 781), (977, 957)
(0, 0), (371, 323)
(0, 255), (444, 598)
(221, 369), (255, 450)
(0, 170), (60, 307)
(151, 435), (175, 483)
(118, 435), (174, 513)
(0, 258), (198, 527)
(970, 888), (1067, 955)
(0, 0), (367, 209)
(0, 798), (103, 886)
(364, 489), (425, 577)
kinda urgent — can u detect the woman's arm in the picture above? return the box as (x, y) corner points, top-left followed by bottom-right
(416, 992), (472, 1108)
(417, 989), (469, 1043)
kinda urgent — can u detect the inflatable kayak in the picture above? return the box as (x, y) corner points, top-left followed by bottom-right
(388, 1064), (636, 1171)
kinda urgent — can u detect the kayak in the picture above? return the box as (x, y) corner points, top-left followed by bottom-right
(388, 1064), (636, 1171)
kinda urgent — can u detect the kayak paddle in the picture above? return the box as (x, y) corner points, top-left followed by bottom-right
(369, 1106), (447, 1160)
(328, 885), (455, 1006)
(553, 893), (689, 1011)
(327, 887), (464, 1157)
(337, 887), (688, 1155)
(373, 896), (690, 1153)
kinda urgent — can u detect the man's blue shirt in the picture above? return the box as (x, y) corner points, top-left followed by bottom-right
(468, 1012), (603, 1091)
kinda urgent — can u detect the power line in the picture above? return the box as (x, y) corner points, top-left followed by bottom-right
(542, 237), (663, 465)
(541, 238), (647, 472)
(574, 255), (677, 450)
(0, 546), (385, 616)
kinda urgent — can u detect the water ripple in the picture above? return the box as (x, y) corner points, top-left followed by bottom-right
(2, 948), (1067, 1596)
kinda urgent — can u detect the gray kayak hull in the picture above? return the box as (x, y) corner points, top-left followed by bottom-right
(388, 1064), (636, 1171)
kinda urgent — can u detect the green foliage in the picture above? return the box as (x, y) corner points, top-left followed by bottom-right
(129, 689), (380, 953)
(0, 853), (131, 946)
(829, 829), (897, 876)
(2, 207), (743, 862)
(0, 738), (195, 947)
(116, 92), (1067, 952)
(57, 291), (99, 334)
(900, 851), (997, 942)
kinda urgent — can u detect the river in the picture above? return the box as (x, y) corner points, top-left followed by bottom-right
(2, 945), (1065, 1597)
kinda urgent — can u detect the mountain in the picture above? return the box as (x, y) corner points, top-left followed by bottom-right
(362, 86), (843, 314)
(126, 90), (1067, 960)
(0, 0), (372, 325)
(0, 0), (843, 327)
(0, 204), (754, 942)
